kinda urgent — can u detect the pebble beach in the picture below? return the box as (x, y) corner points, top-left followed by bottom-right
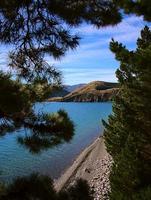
(54, 137), (112, 200)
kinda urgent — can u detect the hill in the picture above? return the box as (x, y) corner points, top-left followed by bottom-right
(49, 87), (69, 98)
(48, 81), (119, 102)
(49, 84), (86, 98)
(65, 84), (86, 92)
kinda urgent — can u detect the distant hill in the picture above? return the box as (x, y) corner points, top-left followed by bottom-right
(49, 84), (86, 98)
(48, 81), (119, 102)
(49, 87), (69, 98)
(65, 84), (86, 92)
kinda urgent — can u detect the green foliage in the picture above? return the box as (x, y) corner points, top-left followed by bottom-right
(18, 110), (75, 153)
(0, 182), (6, 199)
(103, 26), (151, 199)
(131, 186), (151, 200)
(114, 0), (151, 21)
(0, 175), (92, 200)
(0, 70), (75, 153)
(0, 71), (31, 117)
(58, 179), (93, 200)
(2, 173), (56, 200)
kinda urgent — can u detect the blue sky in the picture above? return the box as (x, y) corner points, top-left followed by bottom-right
(0, 15), (150, 85)
(48, 15), (149, 85)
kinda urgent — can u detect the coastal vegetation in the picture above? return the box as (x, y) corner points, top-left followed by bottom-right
(0, 0), (151, 199)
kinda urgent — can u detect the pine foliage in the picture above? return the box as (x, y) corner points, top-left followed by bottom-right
(103, 26), (151, 199)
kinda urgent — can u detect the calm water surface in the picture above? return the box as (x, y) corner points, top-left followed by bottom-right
(0, 102), (112, 182)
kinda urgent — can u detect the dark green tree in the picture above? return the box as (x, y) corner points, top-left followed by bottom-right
(103, 26), (151, 199)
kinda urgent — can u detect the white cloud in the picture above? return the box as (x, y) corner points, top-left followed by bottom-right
(75, 15), (145, 36)
(48, 15), (148, 65)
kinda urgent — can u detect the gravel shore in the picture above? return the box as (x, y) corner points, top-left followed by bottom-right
(54, 137), (112, 200)
(90, 154), (112, 200)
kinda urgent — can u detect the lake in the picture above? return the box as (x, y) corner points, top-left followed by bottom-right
(0, 102), (112, 183)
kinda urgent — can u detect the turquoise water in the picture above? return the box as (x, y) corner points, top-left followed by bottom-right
(0, 102), (112, 183)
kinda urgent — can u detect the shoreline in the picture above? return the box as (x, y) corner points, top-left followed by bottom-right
(54, 136), (109, 193)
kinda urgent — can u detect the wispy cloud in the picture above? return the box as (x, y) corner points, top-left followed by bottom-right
(46, 15), (150, 84)
(0, 15), (150, 84)
(75, 16), (145, 36)
(62, 68), (117, 85)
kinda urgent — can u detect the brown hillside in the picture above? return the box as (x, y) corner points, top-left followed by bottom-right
(48, 81), (119, 102)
